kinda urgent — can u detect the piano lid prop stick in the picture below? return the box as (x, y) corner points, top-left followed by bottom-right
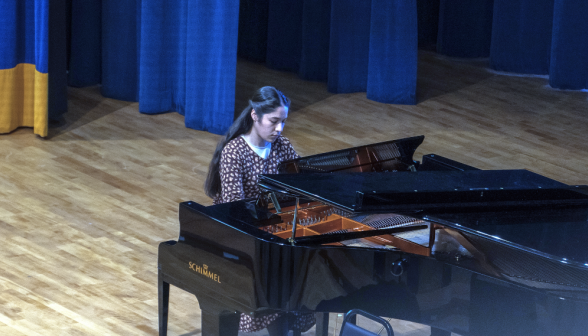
(269, 192), (282, 213)
(289, 197), (300, 245)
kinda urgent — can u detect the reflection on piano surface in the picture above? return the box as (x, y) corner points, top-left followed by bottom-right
(158, 136), (588, 336)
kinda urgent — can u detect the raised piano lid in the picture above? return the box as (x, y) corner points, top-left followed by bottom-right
(258, 170), (588, 267)
(277, 135), (424, 173)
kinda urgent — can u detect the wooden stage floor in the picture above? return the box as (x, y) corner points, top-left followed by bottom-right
(1, 51), (588, 335)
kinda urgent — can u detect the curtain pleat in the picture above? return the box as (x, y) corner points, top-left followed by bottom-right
(0, 0), (49, 136)
(437, 0), (493, 58)
(138, 0), (186, 114)
(184, 1), (239, 134)
(139, 0), (239, 134)
(102, 0), (139, 101)
(328, 0), (372, 94)
(367, 0), (418, 104)
(327, 0), (418, 104)
(549, 0), (588, 90)
(490, 0), (554, 74)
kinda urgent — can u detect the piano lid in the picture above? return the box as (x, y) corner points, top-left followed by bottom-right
(425, 207), (588, 267)
(277, 135), (424, 174)
(259, 169), (588, 213)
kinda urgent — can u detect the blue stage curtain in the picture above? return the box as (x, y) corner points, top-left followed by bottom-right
(328, 0), (372, 94)
(183, 2), (239, 133)
(437, 0), (493, 58)
(138, 0), (185, 114)
(102, 0), (139, 101)
(67, 0), (239, 134)
(240, 0), (419, 103)
(490, 0), (554, 74)
(298, 0), (418, 104)
(549, 1), (588, 90)
(367, 0), (418, 104)
(238, 0), (331, 81)
(240, 0), (420, 103)
(139, 0), (239, 134)
(0, 0), (49, 136)
(63, 0), (587, 133)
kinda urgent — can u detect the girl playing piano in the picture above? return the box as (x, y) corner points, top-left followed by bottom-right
(204, 86), (314, 335)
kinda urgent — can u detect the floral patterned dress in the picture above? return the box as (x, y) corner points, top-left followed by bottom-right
(213, 135), (298, 204)
(213, 135), (315, 332)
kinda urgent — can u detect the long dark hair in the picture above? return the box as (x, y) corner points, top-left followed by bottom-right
(204, 86), (291, 199)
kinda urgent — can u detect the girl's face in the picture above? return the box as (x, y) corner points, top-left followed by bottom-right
(251, 106), (288, 144)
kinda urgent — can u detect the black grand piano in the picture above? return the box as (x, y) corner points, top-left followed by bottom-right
(158, 136), (588, 336)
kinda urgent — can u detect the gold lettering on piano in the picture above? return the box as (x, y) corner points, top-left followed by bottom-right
(188, 262), (221, 283)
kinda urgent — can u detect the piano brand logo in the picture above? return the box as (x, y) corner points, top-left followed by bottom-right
(189, 262), (221, 283)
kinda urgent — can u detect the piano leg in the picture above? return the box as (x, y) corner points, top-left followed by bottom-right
(158, 272), (170, 336)
(198, 294), (240, 336)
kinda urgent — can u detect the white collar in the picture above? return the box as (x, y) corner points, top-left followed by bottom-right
(241, 135), (271, 159)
